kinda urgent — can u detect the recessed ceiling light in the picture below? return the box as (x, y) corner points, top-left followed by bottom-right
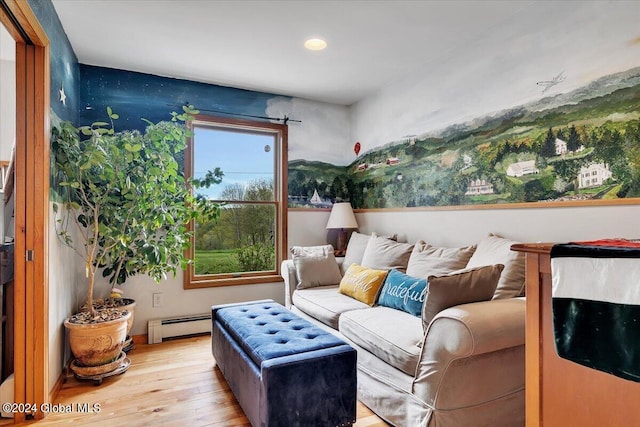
(304, 38), (327, 51)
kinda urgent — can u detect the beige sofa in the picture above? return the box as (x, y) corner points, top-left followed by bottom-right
(281, 233), (526, 427)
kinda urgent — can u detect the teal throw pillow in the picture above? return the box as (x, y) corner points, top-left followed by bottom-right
(377, 269), (427, 317)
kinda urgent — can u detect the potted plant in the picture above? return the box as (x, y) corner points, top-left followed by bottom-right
(52, 105), (221, 374)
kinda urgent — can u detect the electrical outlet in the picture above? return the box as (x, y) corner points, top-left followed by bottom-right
(153, 293), (163, 308)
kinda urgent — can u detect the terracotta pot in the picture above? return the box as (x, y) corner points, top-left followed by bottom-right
(118, 298), (136, 336)
(64, 310), (131, 367)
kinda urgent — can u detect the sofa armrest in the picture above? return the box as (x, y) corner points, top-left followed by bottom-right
(413, 297), (525, 409)
(281, 260), (297, 308)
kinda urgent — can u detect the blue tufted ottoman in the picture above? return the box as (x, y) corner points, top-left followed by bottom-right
(211, 300), (357, 427)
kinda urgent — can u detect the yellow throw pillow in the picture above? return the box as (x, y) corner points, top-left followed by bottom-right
(339, 264), (388, 306)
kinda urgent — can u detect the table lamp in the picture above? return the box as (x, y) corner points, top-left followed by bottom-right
(326, 202), (358, 255)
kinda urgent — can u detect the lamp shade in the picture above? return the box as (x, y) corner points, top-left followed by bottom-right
(326, 202), (358, 230)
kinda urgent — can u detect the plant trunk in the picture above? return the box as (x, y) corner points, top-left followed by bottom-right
(87, 262), (96, 316)
(112, 255), (126, 287)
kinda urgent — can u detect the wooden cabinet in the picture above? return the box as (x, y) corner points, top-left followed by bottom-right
(512, 243), (640, 427)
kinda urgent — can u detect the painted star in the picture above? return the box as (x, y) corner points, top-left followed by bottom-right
(59, 85), (66, 106)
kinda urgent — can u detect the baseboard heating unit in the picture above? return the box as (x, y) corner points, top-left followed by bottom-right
(147, 314), (211, 344)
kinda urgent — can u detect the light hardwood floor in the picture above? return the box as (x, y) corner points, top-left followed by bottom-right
(10, 335), (388, 426)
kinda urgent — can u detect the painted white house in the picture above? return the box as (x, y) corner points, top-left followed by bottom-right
(506, 160), (539, 177)
(555, 138), (567, 155)
(465, 179), (494, 195)
(578, 163), (613, 188)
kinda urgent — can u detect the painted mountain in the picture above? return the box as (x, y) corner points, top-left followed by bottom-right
(289, 67), (640, 209)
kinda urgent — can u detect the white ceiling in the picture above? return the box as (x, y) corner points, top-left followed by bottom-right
(49, 0), (617, 106)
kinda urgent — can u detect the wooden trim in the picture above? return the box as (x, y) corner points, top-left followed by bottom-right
(279, 124), (288, 274)
(12, 35), (27, 426)
(131, 334), (148, 345)
(290, 199), (640, 212)
(30, 42), (49, 420)
(183, 115), (288, 290)
(24, 38), (35, 414)
(187, 274), (284, 289)
(511, 242), (554, 255)
(288, 207), (331, 212)
(49, 357), (71, 404)
(523, 253), (541, 427)
(1, 0), (50, 421)
(2, 0), (48, 47)
(0, 6), (23, 41)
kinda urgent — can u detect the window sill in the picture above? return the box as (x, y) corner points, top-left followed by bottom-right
(184, 273), (284, 289)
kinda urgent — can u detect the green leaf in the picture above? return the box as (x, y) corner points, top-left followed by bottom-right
(124, 143), (142, 153)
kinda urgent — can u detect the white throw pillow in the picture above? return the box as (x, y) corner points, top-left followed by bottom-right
(342, 232), (397, 274)
(465, 233), (525, 299)
(291, 245), (342, 289)
(361, 236), (413, 273)
(406, 241), (477, 278)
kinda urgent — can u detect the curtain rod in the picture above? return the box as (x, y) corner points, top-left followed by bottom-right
(168, 104), (302, 124)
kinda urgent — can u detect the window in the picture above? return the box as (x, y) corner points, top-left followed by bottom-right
(184, 115), (287, 288)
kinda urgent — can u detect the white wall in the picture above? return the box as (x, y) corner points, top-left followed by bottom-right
(356, 205), (640, 246)
(0, 24), (15, 162)
(48, 203), (83, 391)
(92, 274), (284, 337)
(0, 59), (15, 162)
(289, 203), (640, 250)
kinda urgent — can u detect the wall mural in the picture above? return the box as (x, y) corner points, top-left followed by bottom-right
(288, 66), (640, 209)
(79, 65), (277, 132)
(28, 0), (80, 123)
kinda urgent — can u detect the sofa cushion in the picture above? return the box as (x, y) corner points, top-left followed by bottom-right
(291, 245), (342, 289)
(342, 232), (397, 274)
(465, 233), (525, 299)
(406, 241), (476, 278)
(342, 232), (371, 272)
(339, 306), (423, 376)
(339, 264), (388, 306)
(361, 236), (414, 273)
(377, 269), (427, 317)
(293, 285), (369, 329)
(422, 264), (504, 331)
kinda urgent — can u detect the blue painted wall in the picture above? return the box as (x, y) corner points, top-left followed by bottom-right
(27, 0), (79, 123)
(79, 65), (282, 130)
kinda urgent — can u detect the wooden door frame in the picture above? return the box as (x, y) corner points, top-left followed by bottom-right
(0, 1), (49, 422)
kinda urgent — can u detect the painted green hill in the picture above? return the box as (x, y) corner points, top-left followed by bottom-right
(289, 67), (640, 208)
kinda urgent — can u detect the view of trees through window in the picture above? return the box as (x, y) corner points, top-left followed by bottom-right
(190, 122), (279, 278)
(194, 191), (276, 275)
